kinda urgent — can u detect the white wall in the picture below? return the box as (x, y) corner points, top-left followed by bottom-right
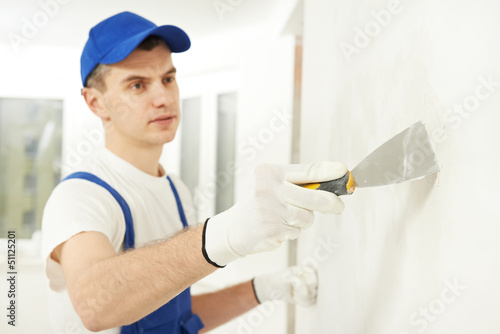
(297, 0), (500, 333)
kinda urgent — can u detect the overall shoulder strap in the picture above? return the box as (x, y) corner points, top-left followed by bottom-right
(61, 172), (135, 250)
(166, 176), (188, 228)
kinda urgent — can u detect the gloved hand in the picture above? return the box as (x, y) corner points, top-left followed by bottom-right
(202, 161), (347, 267)
(252, 266), (318, 306)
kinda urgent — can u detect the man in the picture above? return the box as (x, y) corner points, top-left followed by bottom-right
(41, 11), (347, 333)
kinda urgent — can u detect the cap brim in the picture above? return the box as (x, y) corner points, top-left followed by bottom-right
(100, 25), (191, 65)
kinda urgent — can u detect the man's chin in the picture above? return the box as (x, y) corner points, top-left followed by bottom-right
(155, 131), (177, 145)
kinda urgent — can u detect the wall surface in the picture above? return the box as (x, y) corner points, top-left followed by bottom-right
(297, 0), (500, 333)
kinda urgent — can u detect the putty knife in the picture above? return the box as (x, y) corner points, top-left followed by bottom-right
(302, 121), (440, 195)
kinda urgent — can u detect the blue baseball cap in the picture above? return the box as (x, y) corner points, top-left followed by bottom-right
(80, 11), (191, 87)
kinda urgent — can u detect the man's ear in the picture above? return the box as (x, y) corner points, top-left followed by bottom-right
(81, 87), (110, 121)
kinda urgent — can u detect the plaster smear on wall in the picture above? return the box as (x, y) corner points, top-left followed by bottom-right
(297, 0), (500, 333)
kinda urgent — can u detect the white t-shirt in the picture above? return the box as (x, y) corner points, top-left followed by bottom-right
(41, 147), (197, 334)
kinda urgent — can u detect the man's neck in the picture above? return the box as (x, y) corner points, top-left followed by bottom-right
(105, 140), (164, 177)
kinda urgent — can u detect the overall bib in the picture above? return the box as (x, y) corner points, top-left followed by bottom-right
(62, 172), (204, 334)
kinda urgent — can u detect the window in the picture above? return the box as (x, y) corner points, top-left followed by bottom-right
(215, 93), (237, 213)
(23, 210), (36, 231)
(179, 97), (202, 196)
(179, 92), (238, 218)
(24, 134), (38, 158)
(0, 98), (63, 238)
(24, 174), (37, 194)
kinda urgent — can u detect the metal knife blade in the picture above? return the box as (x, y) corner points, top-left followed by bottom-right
(351, 121), (440, 188)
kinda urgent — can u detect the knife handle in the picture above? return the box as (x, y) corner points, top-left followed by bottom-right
(300, 170), (355, 196)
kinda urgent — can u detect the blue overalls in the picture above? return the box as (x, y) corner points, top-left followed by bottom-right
(62, 172), (204, 334)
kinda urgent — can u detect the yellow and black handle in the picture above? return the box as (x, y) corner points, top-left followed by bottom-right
(300, 170), (356, 196)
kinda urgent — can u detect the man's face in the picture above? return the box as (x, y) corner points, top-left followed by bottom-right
(100, 43), (180, 148)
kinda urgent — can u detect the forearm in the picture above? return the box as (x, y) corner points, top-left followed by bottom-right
(192, 280), (259, 332)
(70, 224), (216, 331)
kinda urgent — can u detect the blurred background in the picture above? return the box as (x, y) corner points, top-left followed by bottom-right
(0, 0), (302, 332)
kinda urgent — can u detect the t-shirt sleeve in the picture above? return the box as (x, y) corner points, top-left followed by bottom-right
(41, 179), (125, 292)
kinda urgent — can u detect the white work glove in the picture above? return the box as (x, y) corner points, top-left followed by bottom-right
(252, 266), (318, 306)
(202, 161), (347, 267)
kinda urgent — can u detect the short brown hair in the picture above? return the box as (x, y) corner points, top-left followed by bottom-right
(85, 35), (167, 91)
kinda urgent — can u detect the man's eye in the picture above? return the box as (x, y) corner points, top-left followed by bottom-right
(132, 83), (142, 90)
(164, 77), (174, 84)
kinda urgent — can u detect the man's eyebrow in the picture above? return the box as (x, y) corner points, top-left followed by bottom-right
(121, 74), (149, 84)
(164, 67), (177, 75)
(120, 67), (177, 84)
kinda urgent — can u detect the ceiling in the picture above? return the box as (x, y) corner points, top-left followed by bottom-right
(0, 0), (301, 49)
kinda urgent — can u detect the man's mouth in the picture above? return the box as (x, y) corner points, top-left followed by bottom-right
(150, 115), (176, 126)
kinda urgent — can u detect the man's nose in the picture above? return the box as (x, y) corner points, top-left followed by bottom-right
(151, 81), (174, 108)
